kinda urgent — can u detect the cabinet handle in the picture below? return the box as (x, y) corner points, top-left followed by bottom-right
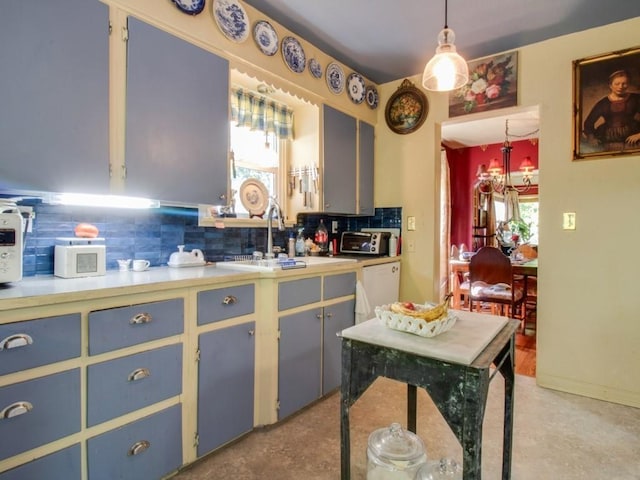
(1, 401), (33, 419)
(248, 329), (255, 336)
(315, 313), (322, 319)
(130, 312), (152, 325)
(128, 368), (151, 382)
(325, 313), (333, 318)
(222, 295), (237, 306)
(0, 334), (33, 350)
(128, 440), (150, 456)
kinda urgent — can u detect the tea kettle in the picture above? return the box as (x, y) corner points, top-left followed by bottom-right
(168, 245), (206, 268)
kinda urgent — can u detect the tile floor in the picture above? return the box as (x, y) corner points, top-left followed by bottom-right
(171, 375), (640, 479)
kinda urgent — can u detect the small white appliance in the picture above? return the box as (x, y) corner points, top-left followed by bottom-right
(0, 202), (23, 283)
(54, 237), (106, 278)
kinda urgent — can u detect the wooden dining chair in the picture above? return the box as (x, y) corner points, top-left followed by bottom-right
(468, 246), (525, 319)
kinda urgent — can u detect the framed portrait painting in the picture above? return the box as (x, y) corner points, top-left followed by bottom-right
(573, 46), (640, 160)
(448, 51), (518, 118)
(385, 79), (428, 134)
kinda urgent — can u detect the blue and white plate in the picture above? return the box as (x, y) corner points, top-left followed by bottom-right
(326, 62), (345, 95)
(253, 20), (278, 56)
(213, 0), (249, 43)
(281, 36), (306, 74)
(172, 0), (205, 15)
(366, 85), (379, 109)
(347, 72), (366, 104)
(309, 58), (322, 79)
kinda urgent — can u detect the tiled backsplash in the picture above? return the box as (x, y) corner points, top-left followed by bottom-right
(18, 200), (402, 276)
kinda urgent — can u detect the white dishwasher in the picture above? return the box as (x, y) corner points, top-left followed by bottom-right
(361, 261), (401, 320)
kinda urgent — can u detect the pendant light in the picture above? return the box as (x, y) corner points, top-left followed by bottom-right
(422, 0), (469, 92)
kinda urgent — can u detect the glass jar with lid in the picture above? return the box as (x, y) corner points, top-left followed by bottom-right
(366, 422), (427, 479)
(415, 458), (462, 480)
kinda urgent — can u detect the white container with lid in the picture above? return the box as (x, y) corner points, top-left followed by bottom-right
(366, 422), (427, 479)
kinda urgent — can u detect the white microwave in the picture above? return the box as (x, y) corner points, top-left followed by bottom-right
(54, 238), (106, 278)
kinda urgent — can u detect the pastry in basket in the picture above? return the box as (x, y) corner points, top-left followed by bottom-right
(389, 294), (452, 322)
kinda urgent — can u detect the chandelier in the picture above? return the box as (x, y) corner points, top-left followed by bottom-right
(476, 120), (537, 194)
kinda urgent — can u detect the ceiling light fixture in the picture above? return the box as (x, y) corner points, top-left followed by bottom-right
(422, 0), (469, 92)
(476, 120), (537, 195)
(48, 193), (160, 209)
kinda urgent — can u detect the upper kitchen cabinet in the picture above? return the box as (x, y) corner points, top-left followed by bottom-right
(323, 106), (356, 214)
(358, 121), (375, 216)
(125, 18), (229, 205)
(0, 0), (109, 194)
(322, 106), (374, 215)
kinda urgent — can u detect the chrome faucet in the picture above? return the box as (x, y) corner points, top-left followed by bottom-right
(266, 196), (285, 257)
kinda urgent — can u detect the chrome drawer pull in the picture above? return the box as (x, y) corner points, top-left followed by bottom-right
(248, 329), (255, 336)
(130, 312), (152, 325)
(0, 334), (34, 350)
(128, 368), (150, 382)
(1, 401), (33, 419)
(128, 440), (150, 456)
(222, 295), (237, 305)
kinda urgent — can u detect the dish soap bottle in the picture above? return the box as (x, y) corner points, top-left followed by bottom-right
(295, 228), (306, 257)
(288, 231), (295, 258)
(314, 219), (328, 254)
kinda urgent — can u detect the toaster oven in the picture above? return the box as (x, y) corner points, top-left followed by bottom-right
(339, 231), (390, 256)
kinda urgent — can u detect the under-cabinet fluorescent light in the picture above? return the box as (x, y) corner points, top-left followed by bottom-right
(49, 193), (160, 209)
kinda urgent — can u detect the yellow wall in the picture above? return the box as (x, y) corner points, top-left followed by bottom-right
(374, 17), (640, 407)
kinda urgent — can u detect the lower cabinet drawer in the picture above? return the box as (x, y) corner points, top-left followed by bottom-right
(87, 404), (182, 480)
(89, 299), (184, 355)
(0, 313), (81, 376)
(0, 369), (80, 461)
(0, 444), (80, 480)
(197, 284), (255, 325)
(87, 344), (183, 426)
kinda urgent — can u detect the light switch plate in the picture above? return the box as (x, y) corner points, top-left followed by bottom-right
(407, 216), (416, 231)
(563, 212), (576, 230)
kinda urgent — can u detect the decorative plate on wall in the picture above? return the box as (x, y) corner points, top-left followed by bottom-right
(213, 0), (249, 43)
(384, 79), (428, 135)
(326, 62), (345, 95)
(309, 58), (322, 79)
(281, 36), (306, 73)
(365, 85), (379, 109)
(172, 0), (206, 15)
(347, 72), (366, 104)
(253, 20), (278, 56)
(239, 178), (269, 217)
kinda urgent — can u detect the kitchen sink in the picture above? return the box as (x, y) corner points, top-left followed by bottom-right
(215, 256), (357, 272)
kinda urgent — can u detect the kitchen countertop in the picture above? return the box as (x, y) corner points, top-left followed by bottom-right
(0, 256), (401, 311)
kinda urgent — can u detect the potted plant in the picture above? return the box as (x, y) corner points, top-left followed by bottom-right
(508, 219), (531, 244)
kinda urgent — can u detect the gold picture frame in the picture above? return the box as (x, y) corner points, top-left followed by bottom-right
(385, 79), (428, 135)
(573, 46), (640, 160)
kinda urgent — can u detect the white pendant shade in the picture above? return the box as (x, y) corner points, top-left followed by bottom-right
(422, 27), (469, 92)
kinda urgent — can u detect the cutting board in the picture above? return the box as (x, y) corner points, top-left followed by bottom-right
(341, 310), (508, 365)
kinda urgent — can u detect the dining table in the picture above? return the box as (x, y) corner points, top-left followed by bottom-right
(449, 258), (538, 309)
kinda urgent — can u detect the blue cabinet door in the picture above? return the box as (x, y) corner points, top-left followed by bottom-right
(278, 309), (322, 420)
(0, 444), (80, 480)
(0, 0), (109, 194)
(323, 105), (357, 213)
(322, 299), (355, 394)
(359, 121), (375, 215)
(197, 322), (255, 457)
(125, 18), (229, 205)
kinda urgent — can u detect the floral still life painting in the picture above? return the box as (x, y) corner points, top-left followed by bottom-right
(449, 51), (518, 117)
(385, 79), (429, 135)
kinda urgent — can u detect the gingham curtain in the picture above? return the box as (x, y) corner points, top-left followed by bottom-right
(230, 88), (294, 141)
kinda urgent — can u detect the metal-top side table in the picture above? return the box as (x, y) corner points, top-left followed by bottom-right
(340, 316), (520, 480)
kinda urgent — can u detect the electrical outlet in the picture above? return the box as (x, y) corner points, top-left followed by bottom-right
(407, 240), (415, 252)
(331, 220), (338, 234)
